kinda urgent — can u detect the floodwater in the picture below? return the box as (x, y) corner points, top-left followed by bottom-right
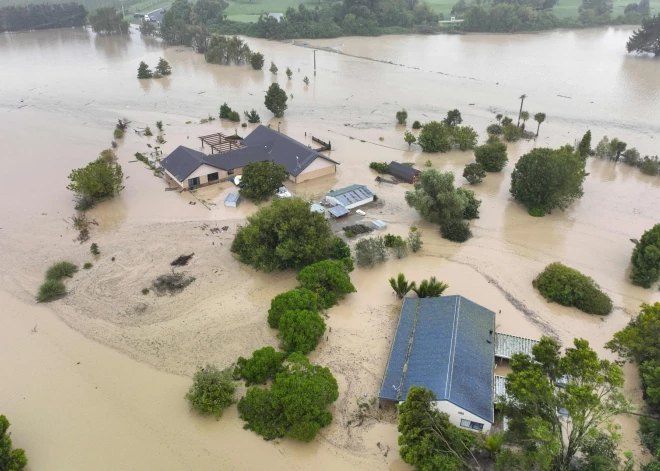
(0, 25), (659, 469)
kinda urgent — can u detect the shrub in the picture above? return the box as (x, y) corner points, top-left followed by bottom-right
(412, 120), (422, 129)
(425, 159), (432, 167)
(390, 273), (416, 298)
(0, 415), (28, 471)
(269, 61), (278, 74)
(151, 272), (195, 295)
(630, 224), (660, 288)
(244, 109), (260, 123)
(185, 364), (236, 418)
(144, 126), (152, 137)
(268, 288), (320, 329)
(474, 141), (508, 172)
(250, 52), (265, 70)
(137, 61), (152, 78)
(533, 262), (613, 315)
(485, 432), (505, 458)
(37, 279), (66, 302)
(528, 207), (545, 217)
(384, 233), (404, 248)
(234, 346), (286, 385)
(141, 288), (149, 295)
(487, 124), (503, 135)
(99, 149), (117, 163)
(156, 120), (163, 131)
(278, 309), (326, 354)
(46, 261), (78, 280)
(441, 219), (472, 243)
(113, 128), (124, 139)
(396, 109), (408, 124)
(330, 236), (351, 260)
(369, 162), (389, 173)
(355, 236), (388, 267)
(392, 239), (408, 259)
(296, 260), (355, 309)
(413, 277), (448, 298)
(503, 123), (522, 142)
(232, 198), (334, 272)
(407, 228), (423, 253)
(640, 156), (660, 176)
(83, 262), (93, 269)
(452, 125), (478, 151)
(67, 158), (124, 201)
(457, 188), (480, 219)
(463, 163), (486, 184)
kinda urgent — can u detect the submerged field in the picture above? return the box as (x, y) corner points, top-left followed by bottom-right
(0, 25), (659, 469)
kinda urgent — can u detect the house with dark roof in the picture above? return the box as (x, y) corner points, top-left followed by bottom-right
(160, 125), (338, 189)
(388, 161), (420, 184)
(325, 184), (374, 210)
(379, 295), (496, 433)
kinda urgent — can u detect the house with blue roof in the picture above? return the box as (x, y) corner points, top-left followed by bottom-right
(378, 295), (496, 433)
(325, 184), (374, 210)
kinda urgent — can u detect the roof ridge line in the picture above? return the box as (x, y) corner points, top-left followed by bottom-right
(397, 298), (422, 401)
(446, 296), (461, 399)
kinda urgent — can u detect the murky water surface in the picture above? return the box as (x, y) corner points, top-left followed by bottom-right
(0, 26), (659, 469)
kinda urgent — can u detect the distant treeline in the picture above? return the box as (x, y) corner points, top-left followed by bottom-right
(0, 2), (87, 32)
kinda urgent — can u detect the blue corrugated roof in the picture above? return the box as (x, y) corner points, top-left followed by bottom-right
(378, 295), (495, 423)
(328, 206), (349, 217)
(327, 185), (373, 206)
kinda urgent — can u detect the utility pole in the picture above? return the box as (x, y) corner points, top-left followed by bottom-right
(314, 49), (316, 76)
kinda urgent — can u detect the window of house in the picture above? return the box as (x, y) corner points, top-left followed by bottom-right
(208, 172), (219, 182)
(460, 419), (484, 431)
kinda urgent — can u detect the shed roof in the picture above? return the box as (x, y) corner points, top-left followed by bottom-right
(328, 205), (349, 218)
(161, 126), (339, 182)
(388, 161), (420, 182)
(378, 296), (496, 423)
(326, 185), (373, 206)
(160, 146), (206, 181)
(224, 193), (240, 204)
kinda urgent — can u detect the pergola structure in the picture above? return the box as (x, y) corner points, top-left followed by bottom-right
(198, 132), (243, 154)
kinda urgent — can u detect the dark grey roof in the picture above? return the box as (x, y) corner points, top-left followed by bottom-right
(388, 161), (420, 183)
(160, 146), (206, 181)
(161, 126), (339, 181)
(378, 295), (495, 423)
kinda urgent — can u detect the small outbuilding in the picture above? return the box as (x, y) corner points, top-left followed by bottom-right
(388, 161), (420, 184)
(328, 205), (349, 218)
(224, 193), (240, 207)
(325, 184), (374, 210)
(379, 296), (496, 433)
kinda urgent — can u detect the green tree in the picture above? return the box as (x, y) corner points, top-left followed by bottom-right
(501, 116), (513, 127)
(155, 58), (172, 76)
(577, 130), (592, 158)
(452, 125), (478, 150)
(0, 416), (27, 471)
(517, 94), (527, 127)
(155, 121), (164, 131)
(264, 83), (288, 118)
(510, 147), (587, 215)
(185, 364), (236, 418)
(443, 109), (463, 127)
(89, 7), (128, 34)
(407, 227), (423, 253)
(441, 218), (472, 242)
(238, 353), (339, 442)
(144, 126), (153, 136)
(534, 112), (547, 137)
(191, 0), (228, 24)
(594, 136), (612, 159)
(520, 110), (530, 131)
(412, 277), (449, 298)
(396, 109), (408, 125)
(278, 309), (326, 354)
(412, 120), (422, 129)
(389, 273), (416, 298)
(627, 15), (660, 56)
(355, 236), (388, 267)
(244, 109), (261, 123)
(329, 236), (351, 260)
(500, 337), (629, 471)
(405, 169), (466, 224)
(463, 162), (486, 184)
(204, 35), (252, 65)
(533, 262), (613, 315)
(607, 303), (660, 365)
(268, 288), (320, 328)
(303, 76), (310, 85)
(269, 61), (278, 74)
(404, 130), (416, 148)
(609, 138), (627, 162)
(285, 66), (293, 79)
(475, 141), (508, 172)
(160, 0), (194, 45)
(234, 346), (286, 385)
(398, 386), (477, 471)
(296, 259), (356, 309)
(630, 224), (660, 288)
(457, 187), (480, 219)
(250, 52), (265, 70)
(137, 61), (153, 79)
(67, 158), (124, 202)
(231, 198), (334, 272)
(417, 121), (452, 153)
(239, 160), (289, 202)
(503, 123), (522, 142)
(140, 18), (157, 36)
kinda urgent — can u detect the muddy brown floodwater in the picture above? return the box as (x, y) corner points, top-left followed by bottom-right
(0, 25), (659, 470)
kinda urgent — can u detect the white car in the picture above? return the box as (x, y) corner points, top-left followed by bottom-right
(144, 16), (151, 22)
(275, 186), (292, 198)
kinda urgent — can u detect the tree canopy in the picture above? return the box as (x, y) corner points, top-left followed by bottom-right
(67, 157), (124, 202)
(237, 353), (339, 442)
(265, 83), (288, 118)
(629, 224), (660, 288)
(475, 140), (509, 172)
(184, 364), (236, 418)
(191, 0), (228, 24)
(0, 415), (27, 471)
(234, 346), (286, 385)
(89, 7), (127, 35)
(510, 147), (587, 215)
(268, 288), (320, 328)
(239, 160), (289, 202)
(463, 163), (486, 184)
(417, 121), (452, 153)
(0, 3), (86, 32)
(499, 337), (628, 471)
(278, 309), (326, 354)
(404, 169), (469, 224)
(627, 16), (660, 56)
(231, 198), (334, 272)
(296, 259), (356, 309)
(398, 386), (477, 470)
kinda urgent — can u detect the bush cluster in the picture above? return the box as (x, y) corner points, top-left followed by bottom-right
(533, 262), (613, 315)
(219, 102), (240, 122)
(441, 219), (472, 243)
(369, 162), (389, 173)
(185, 365), (236, 418)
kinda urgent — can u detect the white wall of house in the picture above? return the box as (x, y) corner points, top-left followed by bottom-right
(433, 400), (492, 434)
(163, 169), (184, 188)
(185, 164), (228, 188)
(293, 157), (336, 183)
